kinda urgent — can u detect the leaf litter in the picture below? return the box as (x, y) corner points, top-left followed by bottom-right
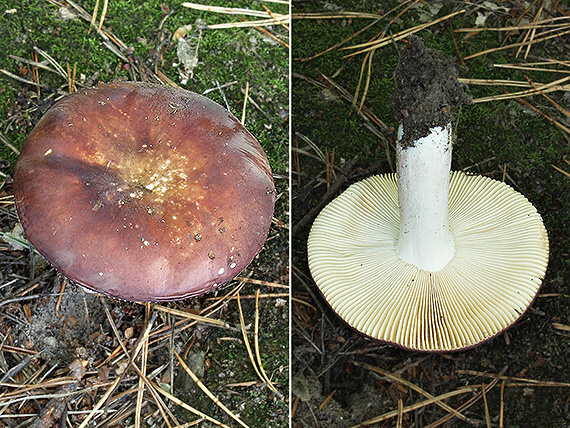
(0, 1), (289, 427)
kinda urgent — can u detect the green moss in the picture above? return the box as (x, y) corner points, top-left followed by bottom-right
(172, 298), (288, 427)
(292, 0), (569, 219)
(0, 0), (288, 177)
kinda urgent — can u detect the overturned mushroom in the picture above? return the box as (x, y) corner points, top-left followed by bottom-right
(307, 38), (549, 352)
(14, 82), (275, 301)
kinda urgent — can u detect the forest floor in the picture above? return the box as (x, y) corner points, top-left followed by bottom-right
(292, 1), (569, 427)
(0, 1), (289, 427)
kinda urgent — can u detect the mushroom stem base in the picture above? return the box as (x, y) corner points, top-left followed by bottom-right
(396, 124), (454, 272)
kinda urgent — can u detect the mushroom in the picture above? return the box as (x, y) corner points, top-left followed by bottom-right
(14, 81), (275, 302)
(307, 38), (549, 352)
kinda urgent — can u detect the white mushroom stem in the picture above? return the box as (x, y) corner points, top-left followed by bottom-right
(395, 123), (455, 272)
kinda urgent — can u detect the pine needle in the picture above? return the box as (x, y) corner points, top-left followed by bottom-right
(135, 304), (151, 428)
(154, 305), (228, 327)
(241, 81), (249, 125)
(234, 277), (288, 289)
(468, 75), (570, 103)
(551, 163), (570, 178)
(182, 2), (279, 18)
(174, 350), (250, 428)
(351, 388), (476, 427)
(150, 379), (232, 428)
(492, 63), (570, 74)
(236, 293), (278, 393)
(207, 17), (290, 29)
(482, 382), (492, 428)
(236, 293), (266, 381)
(456, 369), (570, 387)
(97, 0), (108, 33)
(350, 361), (472, 423)
(342, 10), (465, 57)
(464, 28), (570, 60)
(254, 290), (279, 394)
(88, 0), (99, 34)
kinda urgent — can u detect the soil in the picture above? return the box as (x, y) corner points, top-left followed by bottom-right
(392, 36), (471, 147)
(22, 281), (107, 364)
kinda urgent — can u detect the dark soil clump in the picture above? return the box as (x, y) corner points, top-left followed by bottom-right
(392, 36), (471, 147)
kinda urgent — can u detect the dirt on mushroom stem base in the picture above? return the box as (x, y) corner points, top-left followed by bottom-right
(392, 36), (471, 148)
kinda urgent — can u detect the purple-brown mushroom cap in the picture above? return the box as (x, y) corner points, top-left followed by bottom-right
(14, 82), (275, 301)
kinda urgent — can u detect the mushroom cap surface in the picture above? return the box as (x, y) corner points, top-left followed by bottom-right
(308, 172), (549, 352)
(14, 82), (275, 301)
